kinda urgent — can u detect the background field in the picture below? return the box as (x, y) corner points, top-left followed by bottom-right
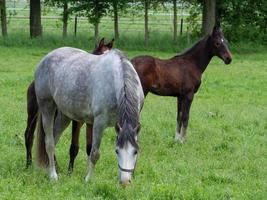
(0, 43), (266, 199)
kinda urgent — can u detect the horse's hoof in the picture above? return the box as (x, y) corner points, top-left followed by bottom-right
(25, 163), (32, 169)
(175, 133), (185, 143)
(85, 175), (91, 182)
(67, 170), (73, 176)
(50, 173), (58, 181)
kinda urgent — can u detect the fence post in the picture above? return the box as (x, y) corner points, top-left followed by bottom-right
(180, 18), (183, 36)
(74, 16), (77, 37)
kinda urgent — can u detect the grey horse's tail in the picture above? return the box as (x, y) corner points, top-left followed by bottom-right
(36, 113), (49, 167)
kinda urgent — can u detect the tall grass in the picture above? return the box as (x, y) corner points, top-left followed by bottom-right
(1, 31), (266, 55)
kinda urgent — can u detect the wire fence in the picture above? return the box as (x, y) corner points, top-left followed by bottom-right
(3, 0), (202, 38)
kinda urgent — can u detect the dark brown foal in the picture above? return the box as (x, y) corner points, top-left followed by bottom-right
(24, 38), (114, 169)
(131, 25), (232, 142)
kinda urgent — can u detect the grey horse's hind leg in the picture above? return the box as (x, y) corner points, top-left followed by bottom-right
(85, 115), (107, 182)
(39, 100), (58, 180)
(53, 112), (71, 172)
(53, 111), (71, 145)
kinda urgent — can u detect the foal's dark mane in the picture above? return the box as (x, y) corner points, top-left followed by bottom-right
(176, 35), (211, 58)
(116, 50), (140, 149)
(173, 35), (214, 73)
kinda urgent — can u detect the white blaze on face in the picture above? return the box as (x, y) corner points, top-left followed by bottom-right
(116, 141), (138, 183)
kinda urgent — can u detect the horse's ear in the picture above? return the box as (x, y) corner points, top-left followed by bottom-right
(133, 123), (141, 133)
(107, 38), (114, 49)
(212, 24), (220, 36)
(115, 122), (122, 134)
(99, 37), (105, 47)
(213, 10), (221, 35)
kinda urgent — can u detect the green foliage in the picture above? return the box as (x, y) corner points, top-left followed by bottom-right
(185, 0), (267, 42)
(186, 2), (202, 37)
(70, 0), (110, 25)
(218, 0), (267, 43)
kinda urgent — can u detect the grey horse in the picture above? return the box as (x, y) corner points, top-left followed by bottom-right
(34, 47), (144, 185)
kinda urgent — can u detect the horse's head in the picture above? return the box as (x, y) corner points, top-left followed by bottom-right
(210, 25), (232, 65)
(115, 121), (140, 186)
(92, 38), (114, 55)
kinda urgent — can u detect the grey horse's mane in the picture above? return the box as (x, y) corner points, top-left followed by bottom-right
(115, 50), (140, 149)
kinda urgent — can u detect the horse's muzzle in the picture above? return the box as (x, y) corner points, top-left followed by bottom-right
(224, 57), (232, 65)
(120, 179), (131, 187)
(223, 51), (232, 65)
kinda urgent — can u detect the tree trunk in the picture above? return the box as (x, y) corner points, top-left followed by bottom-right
(0, 0), (7, 37)
(62, 1), (68, 37)
(202, 0), (216, 36)
(144, 0), (149, 46)
(94, 22), (99, 44)
(30, 0), (42, 38)
(173, 0), (177, 42)
(113, 1), (119, 40)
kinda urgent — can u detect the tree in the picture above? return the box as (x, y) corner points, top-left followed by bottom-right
(201, 0), (216, 35)
(144, 0), (149, 46)
(112, 0), (119, 40)
(71, 0), (110, 43)
(110, 0), (128, 40)
(0, 0), (7, 37)
(62, 1), (68, 37)
(45, 0), (70, 37)
(140, 0), (164, 45)
(173, 0), (177, 42)
(30, 0), (42, 38)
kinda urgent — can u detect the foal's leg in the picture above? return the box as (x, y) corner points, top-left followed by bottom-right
(85, 116), (106, 182)
(24, 82), (38, 167)
(68, 121), (83, 173)
(175, 96), (183, 142)
(175, 93), (194, 143)
(86, 124), (93, 157)
(39, 100), (58, 180)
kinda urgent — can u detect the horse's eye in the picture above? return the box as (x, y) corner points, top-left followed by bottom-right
(115, 149), (119, 154)
(133, 150), (138, 155)
(215, 42), (220, 47)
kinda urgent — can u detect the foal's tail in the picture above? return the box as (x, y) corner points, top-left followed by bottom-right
(36, 113), (49, 167)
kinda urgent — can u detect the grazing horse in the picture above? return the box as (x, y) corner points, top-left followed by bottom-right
(34, 48), (144, 185)
(61, 25), (232, 169)
(24, 38), (114, 168)
(131, 25), (232, 142)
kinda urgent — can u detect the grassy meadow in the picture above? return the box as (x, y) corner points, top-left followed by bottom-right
(0, 40), (266, 200)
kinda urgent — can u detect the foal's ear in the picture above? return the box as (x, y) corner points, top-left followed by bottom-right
(106, 38), (114, 49)
(212, 25), (221, 36)
(133, 123), (141, 133)
(115, 122), (122, 134)
(99, 37), (105, 47)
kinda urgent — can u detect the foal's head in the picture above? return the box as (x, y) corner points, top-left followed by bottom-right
(115, 121), (140, 186)
(210, 26), (232, 64)
(92, 38), (114, 55)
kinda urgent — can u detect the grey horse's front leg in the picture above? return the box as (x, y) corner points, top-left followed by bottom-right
(85, 116), (106, 182)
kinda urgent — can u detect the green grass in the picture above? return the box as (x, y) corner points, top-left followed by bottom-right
(0, 45), (266, 200)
